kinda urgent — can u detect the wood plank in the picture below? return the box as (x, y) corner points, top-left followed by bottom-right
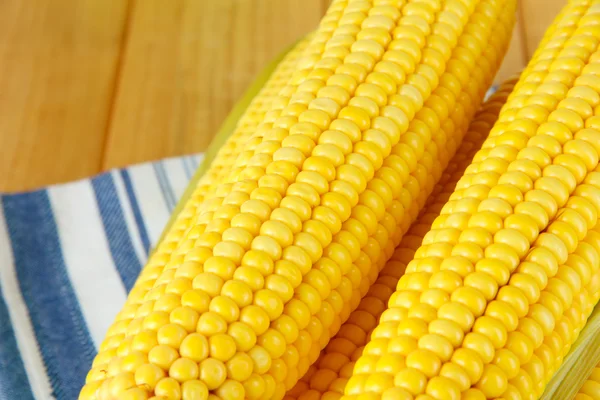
(0, 0), (130, 192)
(1, 0), (566, 192)
(520, 0), (566, 59)
(103, 0), (324, 170)
(494, 5), (528, 84)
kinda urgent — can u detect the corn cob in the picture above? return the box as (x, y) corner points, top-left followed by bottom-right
(279, 1), (518, 392)
(273, 1), (517, 390)
(575, 364), (600, 400)
(283, 78), (519, 400)
(345, 1), (600, 399)
(82, 1), (354, 396)
(80, 33), (313, 400)
(80, 0), (516, 398)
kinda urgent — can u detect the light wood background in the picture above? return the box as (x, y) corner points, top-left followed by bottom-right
(0, 0), (566, 192)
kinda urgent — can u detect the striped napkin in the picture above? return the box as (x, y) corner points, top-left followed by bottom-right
(0, 154), (202, 400)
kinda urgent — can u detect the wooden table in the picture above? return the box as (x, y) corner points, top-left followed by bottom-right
(0, 0), (564, 192)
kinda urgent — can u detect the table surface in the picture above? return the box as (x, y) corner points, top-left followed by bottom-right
(0, 0), (563, 192)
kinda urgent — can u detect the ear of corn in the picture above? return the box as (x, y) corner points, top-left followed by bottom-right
(80, 0), (518, 398)
(283, 77), (519, 400)
(80, 33), (313, 400)
(345, 1), (600, 399)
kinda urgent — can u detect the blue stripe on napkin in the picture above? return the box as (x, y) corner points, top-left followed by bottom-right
(153, 163), (176, 211)
(2, 191), (95, 400)
(120, 170), (151, 255)
(92, 175), (143, 292)
(0, 285), (35, 400)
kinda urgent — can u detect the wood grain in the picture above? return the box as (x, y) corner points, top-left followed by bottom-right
(520, 0), (566, 59)
(494, 8), (528, 84)
(0, 0), (570, 192)
(0, 0), (130, 192)
(101, 0), (325, 170)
